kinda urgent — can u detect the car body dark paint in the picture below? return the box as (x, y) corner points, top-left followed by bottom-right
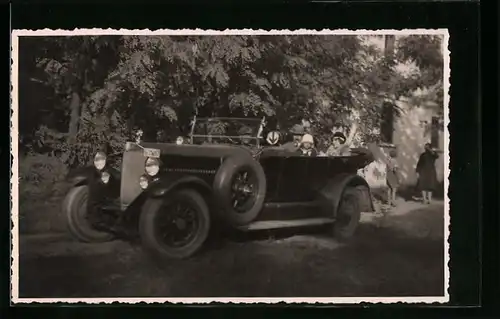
(67, 136), (376, 237)
(147, 175), (212, 199)
(140, 142), (253, 159)
(257, 147), (374, 203)
(120, 142), (259, 210)
(119, 141), (375, 213)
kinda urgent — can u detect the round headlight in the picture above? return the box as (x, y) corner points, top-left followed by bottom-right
(145, 157), (160, 176)
(94, 151), (106, 170)
(176, 136), (184, 145)
(101, 171), (110, 184)
(139, 175), (149, 189)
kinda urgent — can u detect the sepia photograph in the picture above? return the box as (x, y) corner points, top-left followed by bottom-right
(11, 29), (449, 304)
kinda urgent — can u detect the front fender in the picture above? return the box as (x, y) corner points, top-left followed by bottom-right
(318, 173), (375, 217)
(146, 175), (212, 199)
(66, 166), (97, 187)
(67, 166), (121, 188)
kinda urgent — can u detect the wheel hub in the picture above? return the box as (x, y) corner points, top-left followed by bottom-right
(231, 170), (258, 210)
(338, 198), (355, 225)
(238, 185), (253, 194)
(174, 218), (187, 230)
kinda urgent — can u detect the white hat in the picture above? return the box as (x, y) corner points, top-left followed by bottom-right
(300, 134), (314, 145)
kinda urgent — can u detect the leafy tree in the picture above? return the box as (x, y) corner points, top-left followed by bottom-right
(18, 36), (122, 161)
(395, 35), (444, 111)
(17, 34), (444, 165)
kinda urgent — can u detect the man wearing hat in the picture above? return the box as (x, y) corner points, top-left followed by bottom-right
(282, 124), (305, 152)
(238, 125), (254, 146)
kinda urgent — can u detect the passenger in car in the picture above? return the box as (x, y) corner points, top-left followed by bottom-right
(326, 132), (349, 156)
(297, 134), (318, 157)
(238, 126), (253, 146)
(326, 122), (359, 156)
(282, 124), (305, 152)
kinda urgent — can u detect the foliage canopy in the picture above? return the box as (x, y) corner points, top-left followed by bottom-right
(18, 34), (444, 165)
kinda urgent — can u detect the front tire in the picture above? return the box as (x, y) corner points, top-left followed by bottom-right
(333, 187), (361, 241)
(63, 185), (114, 243)
(139, 189), (211, 260)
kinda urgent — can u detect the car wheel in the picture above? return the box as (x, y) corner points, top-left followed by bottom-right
(213, 155), (267, 226)
(333, 187), (361, 241)
(63, 185), (114, 243)
(139, 189), (211, 260)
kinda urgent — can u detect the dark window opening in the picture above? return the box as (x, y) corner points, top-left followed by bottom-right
(380, 102), (394, 144)
(430, 116), (440, 149)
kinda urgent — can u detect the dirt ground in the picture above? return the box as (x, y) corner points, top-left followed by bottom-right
(17, 200), (445, 298)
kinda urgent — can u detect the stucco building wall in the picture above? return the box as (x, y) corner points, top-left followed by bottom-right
(360, 100), (445, 190)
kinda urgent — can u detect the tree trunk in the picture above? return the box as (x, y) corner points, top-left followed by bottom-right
(68, 91), (81, 143)
(384, 35), (395, 57)
(381, 35), (396, 144)
(103, 83), (117, 126)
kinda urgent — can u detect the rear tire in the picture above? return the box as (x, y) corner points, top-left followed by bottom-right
(63, 185), (114, 243)
(139, 189), (211, 260)
(333, 187), (361, 241)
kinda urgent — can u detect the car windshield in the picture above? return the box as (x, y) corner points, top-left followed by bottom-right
(190, 117), (263, 145)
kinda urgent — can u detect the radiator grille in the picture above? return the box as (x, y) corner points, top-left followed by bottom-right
(120, 150), (146, 210)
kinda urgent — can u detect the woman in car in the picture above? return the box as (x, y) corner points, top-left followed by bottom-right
(297, 134), (317, 157)
(326, 132), (348, 156)
(326, 122), (359, 156)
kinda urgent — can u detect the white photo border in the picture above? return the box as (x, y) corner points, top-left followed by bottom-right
(10, 28), (451, 305)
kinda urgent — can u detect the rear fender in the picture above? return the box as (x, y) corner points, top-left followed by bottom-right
(318, 173), (375, 217)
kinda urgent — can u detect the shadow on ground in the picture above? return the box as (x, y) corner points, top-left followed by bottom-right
(18, 203), (445, 298)
(371, 183), (445, 203)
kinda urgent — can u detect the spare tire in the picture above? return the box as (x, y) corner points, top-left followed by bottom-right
(213, 155), (267, 226)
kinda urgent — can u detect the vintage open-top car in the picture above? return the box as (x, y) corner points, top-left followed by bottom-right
(63, 116), (376, 260)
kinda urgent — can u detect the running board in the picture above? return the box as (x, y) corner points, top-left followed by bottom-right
(263, 201), (323, 209)
(238, 218), (334, 231)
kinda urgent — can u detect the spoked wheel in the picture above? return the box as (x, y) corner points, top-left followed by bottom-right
(139, 189), (210, 260)
(213, 155), (267, 226)
(333, 187), (361, 241)
(63, 185), (114, 243)
(231, 170), (258, 214)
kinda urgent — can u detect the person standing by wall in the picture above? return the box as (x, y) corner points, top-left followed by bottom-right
(385, 148), (400, 207)
(416, 143), (439, 204)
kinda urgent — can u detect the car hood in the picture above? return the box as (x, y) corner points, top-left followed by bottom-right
(137, 142), (253, 159)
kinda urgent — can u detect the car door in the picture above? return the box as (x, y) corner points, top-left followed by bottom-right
(259, 154), (283, 203)
(276, 153), (310, 202)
